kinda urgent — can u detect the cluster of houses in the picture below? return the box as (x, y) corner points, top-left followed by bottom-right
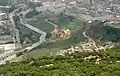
(55, 38), (115, 56)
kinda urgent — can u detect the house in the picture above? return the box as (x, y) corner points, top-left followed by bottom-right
(81, 39), (97, 52)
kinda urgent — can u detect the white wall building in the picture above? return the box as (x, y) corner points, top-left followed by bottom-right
(0, 13), (7, 20)
(29, 0), (41, 3)
(0, 44), (16, 52)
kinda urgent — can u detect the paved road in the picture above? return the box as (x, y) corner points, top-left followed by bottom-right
(9, 10), (21, 44)
(0, 8), (46, 64)
(0, 8), (59, 64)
(0, 8), (24, 64)
(44, 18), (59, 28)
(0, 50), (16, 65)
(82, 25), (91, 39)
(19, 9), (47, 52)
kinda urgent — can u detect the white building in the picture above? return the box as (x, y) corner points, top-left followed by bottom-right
(83, 0), (93, 5)
(29, 0), (41, 3)
(0, 13), (7, 20)
(0, 44), (16, 52)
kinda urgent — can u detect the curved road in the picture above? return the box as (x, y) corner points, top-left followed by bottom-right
(82, 25), (91, 39)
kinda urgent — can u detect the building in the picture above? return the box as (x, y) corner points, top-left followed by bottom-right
(29, 0), (41, 3)
(0, 13), (7, 20)
(0, 35), (13, 44)
(0, 43), (16, 52)
(83, 0), (93, 6)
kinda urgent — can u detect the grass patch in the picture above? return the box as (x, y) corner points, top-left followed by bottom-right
(25, 48), (60, 58)
(28, 17), (54, 33)
(42, 37), (76, 49)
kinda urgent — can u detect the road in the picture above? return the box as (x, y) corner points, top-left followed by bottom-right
(0, 7), (47, 64)
(0, 50), (16, 65)
(9, 10), (21, 44)
(0, 7), (25, 64)
(44, 18), (59, 28)
(82, 25), (91, 39)
(19, 9), (47, 52)
(0, 8), (59, 64)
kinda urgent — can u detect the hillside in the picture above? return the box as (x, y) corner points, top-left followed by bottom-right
(0, 48), (120, 76)
(23, 15), (120, 58)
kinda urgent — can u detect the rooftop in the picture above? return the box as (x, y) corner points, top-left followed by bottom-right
(0, 13), (6, 16)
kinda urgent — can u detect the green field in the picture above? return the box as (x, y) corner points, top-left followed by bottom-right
(28, 18), (54, 33)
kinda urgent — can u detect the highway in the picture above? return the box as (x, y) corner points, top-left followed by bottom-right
(19, 9), (47, 52)
(0, 8), (59, 64)
(0, 8), (47, 64)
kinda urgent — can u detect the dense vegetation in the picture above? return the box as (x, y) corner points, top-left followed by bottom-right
(81, 20), (120, 42)
(0, 48), (120, 76)
(102, 26), (120, 42)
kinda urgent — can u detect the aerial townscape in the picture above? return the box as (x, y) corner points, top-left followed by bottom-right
(0, 0), (120, 76)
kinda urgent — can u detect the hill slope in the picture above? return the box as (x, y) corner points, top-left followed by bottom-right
(0, 48), (120, 76)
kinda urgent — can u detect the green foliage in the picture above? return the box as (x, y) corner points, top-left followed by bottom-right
(28, 2), (42, 9)
(0, 49), (120, 76)
(101, 26), (120, 42)
(28, 17), (54, 33)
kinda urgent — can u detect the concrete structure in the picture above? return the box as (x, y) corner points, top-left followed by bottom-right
(29, 0), (41, 3)
(0, 43), (16, 52)
(0, 13), (7, 20)
(35, 3), (66, 15)
(0, 35), (13, 44)
(0, 50), (16, 65)
(83, 0), (93, 6)
(19, 9), (47, 52)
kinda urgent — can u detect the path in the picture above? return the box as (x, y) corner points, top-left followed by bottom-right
(44, 18), (59, 28)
